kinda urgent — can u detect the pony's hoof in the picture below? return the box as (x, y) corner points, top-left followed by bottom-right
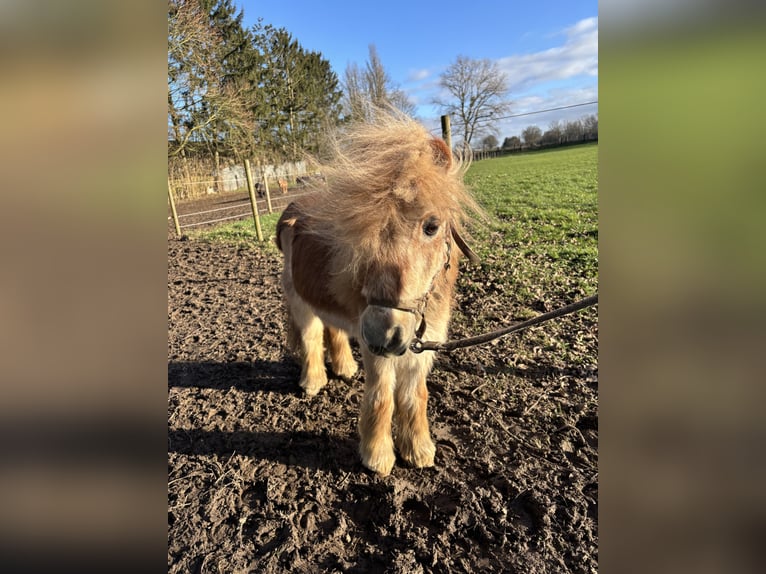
(360, 445), (396, 476)
(300, 377), (327, 397)
(333, 359), (358, 380)
(398, 437), (436, 468)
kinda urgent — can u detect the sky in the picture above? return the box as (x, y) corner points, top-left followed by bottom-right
(237, 0), (598, 141)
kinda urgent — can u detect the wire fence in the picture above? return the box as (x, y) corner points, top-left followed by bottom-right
(173, 189), (320, 229)
(176, 200), (252, 219)
(168, 164), (322, 241)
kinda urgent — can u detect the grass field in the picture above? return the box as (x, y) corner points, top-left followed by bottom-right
(192, 144), (597, 248)
(463, 143), (598, 304)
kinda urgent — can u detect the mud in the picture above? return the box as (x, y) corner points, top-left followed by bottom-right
(168, 202), (598, 572)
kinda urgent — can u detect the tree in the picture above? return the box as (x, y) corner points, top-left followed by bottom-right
(167, 0), (255, 158)
(342, 62), (367, 123)
(168, 0), (343, 162)
(342, 45), (415, 123)
(433, 56), (511, 153)
(481, 134), (499, 151)
(502, 136), (521, 150)
(564, 119), (584, 142)
(546, 120), (563, 145)
(582, 114), (598, 140)
(522, 125), (542, 148)
(254, 27), (342, 160)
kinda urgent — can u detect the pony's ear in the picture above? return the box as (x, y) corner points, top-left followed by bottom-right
(430, 138), (452, 171)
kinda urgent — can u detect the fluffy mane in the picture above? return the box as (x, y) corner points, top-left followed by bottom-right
(302, 112), (481, 268)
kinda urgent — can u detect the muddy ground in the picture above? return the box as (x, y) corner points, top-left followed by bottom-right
(168, 192), (598, 573)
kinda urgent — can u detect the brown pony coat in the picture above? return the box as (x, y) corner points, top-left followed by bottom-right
(276, 113), (479, 475)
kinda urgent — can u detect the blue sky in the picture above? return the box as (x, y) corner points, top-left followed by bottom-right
(237, 0), (598, 140)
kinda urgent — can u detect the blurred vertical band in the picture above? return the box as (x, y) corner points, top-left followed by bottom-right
(600, 1), (766, 572)
(0, 1), (168, 570)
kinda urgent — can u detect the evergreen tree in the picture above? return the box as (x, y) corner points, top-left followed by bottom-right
(254, 26), (342, 160)
(169, 0), (342, 162)
(168, 0), (255, 158)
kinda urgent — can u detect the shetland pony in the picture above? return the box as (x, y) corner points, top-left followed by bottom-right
(276, 114), (479, 475)
(277, 178), (288, 195)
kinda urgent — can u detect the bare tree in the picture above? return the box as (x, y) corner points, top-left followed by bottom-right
(582, 114), (598, 139)
(547, 120), (563, 144)
(364, 45), (388, 109)
(502, 136), (522, 150)
(167, 0), (254, 157)
(481, 134), (499, 151)
(564, 119), (584, 142)
(342, 45), (415, 122)
(342, 62), (370, 123)
(433, 56), (511, 153)
(522, 125), (542, 148)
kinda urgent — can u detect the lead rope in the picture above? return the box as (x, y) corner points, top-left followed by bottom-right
(410, 293), (598, 354)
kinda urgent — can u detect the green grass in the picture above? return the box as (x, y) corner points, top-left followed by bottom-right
(188, 212), (282, 249)
(463, 143), (598, 304)
(453, 143), (598, 368)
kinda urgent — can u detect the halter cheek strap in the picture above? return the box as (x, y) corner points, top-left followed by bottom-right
(365, 227), (454, 340)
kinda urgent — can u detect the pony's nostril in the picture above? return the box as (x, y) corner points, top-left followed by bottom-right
(388, 326), (403, 349)
(368, 344), (386, 356)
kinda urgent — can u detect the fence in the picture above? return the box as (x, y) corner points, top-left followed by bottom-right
(167, 114), (495, 241)
(168, 158), (323, 241)
(466, 136), (599, 162)
(168, 156), (311, 201)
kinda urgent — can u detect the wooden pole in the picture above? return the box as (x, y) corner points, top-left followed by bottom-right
(260, 163), (273, 214)
(214, 150), (221, 193)
(244, 159), (264, 242)
(440, 115), (452, 153)
(167, 177), (182, 237)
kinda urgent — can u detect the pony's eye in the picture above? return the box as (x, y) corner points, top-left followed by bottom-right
(423, 217), (440, 237)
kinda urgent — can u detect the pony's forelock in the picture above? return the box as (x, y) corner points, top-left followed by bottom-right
(301, 112), (481, 271)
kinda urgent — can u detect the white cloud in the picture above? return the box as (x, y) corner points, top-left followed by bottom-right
(498, 17), (598, 93)
(406, 68), (431, 83)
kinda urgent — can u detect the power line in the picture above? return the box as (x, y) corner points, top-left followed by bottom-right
(495, 100), (597, 121)
(429, 100), (598, 133)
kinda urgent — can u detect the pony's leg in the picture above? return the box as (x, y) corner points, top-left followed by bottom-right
(326, 327), (357, 379)
(394, 354), (436, 468)
(358, 351), (396, 475)
(290, 297), (328, 396)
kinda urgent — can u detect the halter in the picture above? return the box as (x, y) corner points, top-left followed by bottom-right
(365, 228), (453, 343)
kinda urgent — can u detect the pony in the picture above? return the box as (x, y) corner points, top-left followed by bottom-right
(277, 178), (289, 195)
(275, 113), (480, 476)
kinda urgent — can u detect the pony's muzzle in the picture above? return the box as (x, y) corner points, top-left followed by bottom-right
(361, 305), (412, 357)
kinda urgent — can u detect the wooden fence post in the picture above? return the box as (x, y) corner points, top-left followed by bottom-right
(440, 115), (452, 153)
(214, 150), (221, 193)
(260, 162), (273, 214)
(167, 177), (182, 237)
(244, 159), (264, 242)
